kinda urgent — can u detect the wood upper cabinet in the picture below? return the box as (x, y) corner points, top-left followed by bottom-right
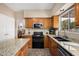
(75, 3), (79, 26)
(25, 18), (33, 28)
(25, 18), (51, 29)
(51, 16), (59, 28)
(44, 19), (51, 29)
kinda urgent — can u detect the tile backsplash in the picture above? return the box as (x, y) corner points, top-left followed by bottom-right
(25, 28), (49, 35)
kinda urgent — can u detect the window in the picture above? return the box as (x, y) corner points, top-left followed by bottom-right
(69, 9), (75, 30)
(61, 13), (69, 30)
(60, 7), (76, 31)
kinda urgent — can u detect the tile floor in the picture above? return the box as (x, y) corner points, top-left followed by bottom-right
(28, 48), (51, 56)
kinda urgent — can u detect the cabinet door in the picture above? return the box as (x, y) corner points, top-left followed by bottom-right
(16, 49), (22, 56)
(53, 16), (59, 28)
(48, 37), (58, 56)
(44, 36), (49, 48)
(20, 46), (25, 56)
(21, 43), (29, 56)
(28, 36), (32, 48)
(51, 16), (59, 28)
(48, 37), (52, 52)
(16, 41), (29, 56)
(44, 19), (51, 29)
(75, 3), (79, 26)
(51, 39), (58, 56)
(25, 18), (33, 28)
(25, 44), (29, 56)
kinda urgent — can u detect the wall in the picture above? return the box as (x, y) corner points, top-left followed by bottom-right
(51, 3), (74, 16)
(24, 4), (71, 17)
(51, 3), (65, 16)
(0, 4), (15, 39)
(0, 13), (15, 39)
(25, 28), (49, 35)
(15, 11), (25, 38)
(0, 4), (15, 17)
(24, 10), (51, 18)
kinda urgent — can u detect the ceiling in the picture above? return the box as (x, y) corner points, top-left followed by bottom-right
(5, 3), (65, 11)
(4, 3), (67, 17)
(62, 8), (75, 18)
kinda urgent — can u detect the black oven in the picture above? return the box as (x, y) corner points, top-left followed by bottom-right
(32, 32), (44, 48)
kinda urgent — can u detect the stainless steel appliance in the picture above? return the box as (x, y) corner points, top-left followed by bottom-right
(33, 23), (43, 29)
(58, 45), (73, 56)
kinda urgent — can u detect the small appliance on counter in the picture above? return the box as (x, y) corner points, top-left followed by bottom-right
(49, 27), (58, 35)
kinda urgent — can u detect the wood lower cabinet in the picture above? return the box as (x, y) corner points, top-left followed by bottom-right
(16, 41), (29, 56)
(48, 36), (58, 56)
(28, 36), (32, 48)
(51, 39), (58, 56)
(16, 50), (22, 56)
(44, 36), (49, 48)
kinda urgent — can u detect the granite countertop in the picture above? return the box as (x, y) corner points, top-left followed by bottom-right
(48, 35), (79, 56)
(0, 38), (30, 56)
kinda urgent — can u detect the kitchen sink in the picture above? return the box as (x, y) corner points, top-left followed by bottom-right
(53, 37), (70, 42)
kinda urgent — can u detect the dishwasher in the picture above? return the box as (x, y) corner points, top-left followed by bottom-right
(58, 45), (73, 56)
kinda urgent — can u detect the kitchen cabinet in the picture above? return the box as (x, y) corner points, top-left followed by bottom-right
(48, 36), (58, 56)
(25, 18), (51, 29)
(25, 18), (33, 28)
(28, 35), (32, 48)
(16, 50), (22, 56)
(75, 3), (79, 26)
(16, 41), (29, 56)
(44, 19), (51, 29)
(44, 36), (49, 48)
(51, 16), (59, 28)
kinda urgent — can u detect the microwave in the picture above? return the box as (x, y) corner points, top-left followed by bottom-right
(33, 23), (43, 29)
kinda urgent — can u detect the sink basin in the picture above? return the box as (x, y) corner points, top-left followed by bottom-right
(53, 37), (70, 42)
